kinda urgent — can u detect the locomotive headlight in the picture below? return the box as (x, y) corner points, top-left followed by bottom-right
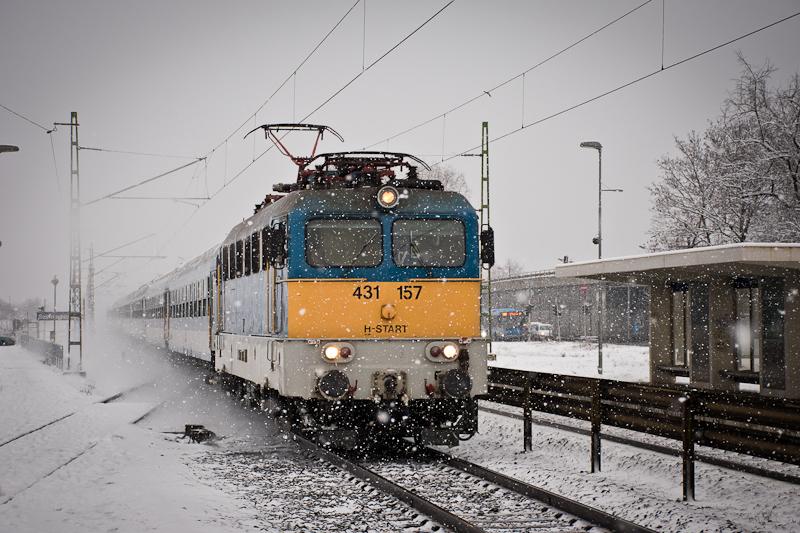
(377, 185), (400, 209)
(442, 343), (458, 360)
(426, 341), (459, 362)
(322, 342), (355, 363)
(324, 345), (340, 360)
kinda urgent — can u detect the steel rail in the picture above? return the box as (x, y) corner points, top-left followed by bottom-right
(97, 380), (157, 404)
(291, 433), (484, 533)
(421, 446), (658, 533)
(480, 404), (800, 486)
(0, 381), (156, 448)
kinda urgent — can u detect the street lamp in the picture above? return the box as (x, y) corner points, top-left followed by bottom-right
(51, 276), (59, 343)
(580, 141), (622, 376)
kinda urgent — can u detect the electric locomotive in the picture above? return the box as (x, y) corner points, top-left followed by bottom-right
(111, 124), (494, 447)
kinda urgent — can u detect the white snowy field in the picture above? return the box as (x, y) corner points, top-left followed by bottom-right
(490, 340), (650, 382)
(1, 336), (799, 532)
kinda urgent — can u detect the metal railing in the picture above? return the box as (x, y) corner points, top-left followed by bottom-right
(19, 335), (64, 369)
(486, 368), (800, 501)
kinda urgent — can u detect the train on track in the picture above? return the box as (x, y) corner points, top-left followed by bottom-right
(110, 124), (494, 447)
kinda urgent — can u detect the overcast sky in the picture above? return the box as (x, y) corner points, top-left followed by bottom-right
(1, 0), (799, 310)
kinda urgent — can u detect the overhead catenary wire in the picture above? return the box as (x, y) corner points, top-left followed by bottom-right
(82, 158), (205, 206)
(434, 9), (800, 166)
(135, 2), (457, 278)
(0, 103), (48, 130)
(362, 0), (654, 150)
(78, 146), (199, 159)
(204, 0), (362, 159)
(1, 103), (66, 200)
(194, 0), (454, 201)
(82, 233), (157, 263)
(299, 1), (455, 123)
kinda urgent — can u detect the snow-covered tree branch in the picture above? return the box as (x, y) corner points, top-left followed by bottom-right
(648, 54), (800, 250)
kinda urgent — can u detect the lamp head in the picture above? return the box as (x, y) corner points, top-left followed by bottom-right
(580, 141), (602, 151)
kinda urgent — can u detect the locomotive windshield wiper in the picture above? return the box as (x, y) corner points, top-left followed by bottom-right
(341, 230), (380, 277)
(409, 232), (433, 277)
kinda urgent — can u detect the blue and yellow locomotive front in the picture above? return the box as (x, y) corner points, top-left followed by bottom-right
(213, 150), (489, 444)
(281, 185), (487, 442)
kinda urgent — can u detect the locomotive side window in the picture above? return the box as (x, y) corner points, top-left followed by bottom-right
(251, 232), (260, 274)
(221, 247), (227, 280)
(235, 240), (244, 278)
(306, 218), (382, 268)
(392, 219), (466, 268)
(244, 238), (252, 277)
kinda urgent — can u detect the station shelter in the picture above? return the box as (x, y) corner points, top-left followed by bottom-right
(555, 244), (800, 399)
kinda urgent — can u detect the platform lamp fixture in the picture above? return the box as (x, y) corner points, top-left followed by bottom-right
(580, 141), (622, 376)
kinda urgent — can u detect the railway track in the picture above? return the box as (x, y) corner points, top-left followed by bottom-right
(0, 381), (159, 505)
(292, 432), (656, 533)
(0, 381), (154, 449)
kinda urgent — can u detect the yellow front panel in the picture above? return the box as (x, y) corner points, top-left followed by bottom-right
(286, 280), (480, 338)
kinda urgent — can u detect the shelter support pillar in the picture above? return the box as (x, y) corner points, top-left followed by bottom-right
(649, 282), (673, 385)
(784, 272), (800, 399)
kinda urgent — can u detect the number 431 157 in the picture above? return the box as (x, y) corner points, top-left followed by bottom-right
(352, 285), (422, 300)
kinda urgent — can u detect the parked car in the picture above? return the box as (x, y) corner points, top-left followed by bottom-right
(528, 322), (553, 341)
(0, 336), (16, 346)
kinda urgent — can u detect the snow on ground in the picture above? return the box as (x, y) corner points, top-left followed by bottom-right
(1, 336), (799, 532)
(490, 340), (650, 382)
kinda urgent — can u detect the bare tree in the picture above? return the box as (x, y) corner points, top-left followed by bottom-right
(419, 165), (473, 199)
(492, 258), (525, 280)
(648, 55), (800, 250)
(723, 52), (800, 241)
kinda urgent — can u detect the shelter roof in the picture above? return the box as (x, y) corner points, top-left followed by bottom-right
(554, 243), (800, 285)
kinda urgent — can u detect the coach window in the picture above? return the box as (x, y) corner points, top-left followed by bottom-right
(306, 218), (382, 268)
(251, 232), (260, 274)
(392, 218), (465, 268)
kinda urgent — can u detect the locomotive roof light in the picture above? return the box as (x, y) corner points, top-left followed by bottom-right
(377, 185), (400, 209)
(321, 342), (355, 363)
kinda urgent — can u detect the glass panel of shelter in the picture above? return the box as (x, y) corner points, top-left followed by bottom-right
(672, 278), (780, 378)
(734, 279), (762, 373)
(670, 282), (709, 382)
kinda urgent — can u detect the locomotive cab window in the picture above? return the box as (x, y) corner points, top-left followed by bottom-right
(306, 218), (382, 268)
(392, 218), (466, 268)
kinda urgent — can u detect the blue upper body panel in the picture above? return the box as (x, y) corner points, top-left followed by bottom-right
(284, 187), (480, 281)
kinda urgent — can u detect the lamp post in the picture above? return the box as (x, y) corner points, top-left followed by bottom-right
(51, 276), (59, 343)
(580, 141), (622, 375)
(580, 141), (604, 258)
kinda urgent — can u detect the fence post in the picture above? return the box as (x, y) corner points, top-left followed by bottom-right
(590, 379), (601, 473)
(523, 373), (532, 452)
(682, 392), (695, 501)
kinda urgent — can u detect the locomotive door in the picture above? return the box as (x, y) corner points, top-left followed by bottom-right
(163, 289), (170, 344)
